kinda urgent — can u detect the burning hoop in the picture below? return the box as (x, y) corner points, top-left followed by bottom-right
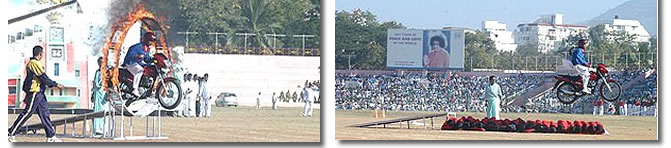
(100, 4), (172, 92)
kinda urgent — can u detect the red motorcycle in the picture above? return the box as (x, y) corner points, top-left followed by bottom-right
(112, 53), (183, 110)
(552, 64), (622, 104)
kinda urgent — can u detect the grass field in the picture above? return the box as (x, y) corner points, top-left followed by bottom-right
(8, 106), (320, 142)
(336, 110), (657, 140)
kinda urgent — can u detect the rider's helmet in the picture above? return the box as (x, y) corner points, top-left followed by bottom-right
(577, 38), (588, 48)
(142, 32), (157, 45)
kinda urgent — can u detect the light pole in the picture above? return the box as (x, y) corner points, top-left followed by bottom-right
(535, 56), (539, 71)
(264, 33), (286, 49)
(293, 34), (315, 49)
(206, 32), (227, 53)
(512, 53), (515, 71)
(525, 56), (528, 71)
(235, 32), (256, 49)
(177, 31), (199, 51)
(342, 49), (353, 70)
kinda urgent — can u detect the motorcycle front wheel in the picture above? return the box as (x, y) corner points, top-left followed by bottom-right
(155, 78), (183, 109)
(599, 81), (622, 102)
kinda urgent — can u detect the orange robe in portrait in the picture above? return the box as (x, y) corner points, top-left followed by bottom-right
(427, 48), (449, 68)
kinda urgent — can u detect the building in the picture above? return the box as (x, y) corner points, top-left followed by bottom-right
(8, 8), (90, 109)
(603, 18), (651, 43)
(482, 21), (517, 52)
(515, 13), (589, 53)
(442, 26), (476, 34)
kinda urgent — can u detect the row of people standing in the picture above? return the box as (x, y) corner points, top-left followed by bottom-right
(256, 83), (319, 118)
(176, 72), (213, 117)
(276, 80), (321, 103)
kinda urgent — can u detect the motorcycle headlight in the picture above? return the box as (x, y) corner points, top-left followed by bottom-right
(162, 61), (171, 72)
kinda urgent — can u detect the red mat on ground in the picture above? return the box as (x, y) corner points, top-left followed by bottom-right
(441, 116), (605, 135)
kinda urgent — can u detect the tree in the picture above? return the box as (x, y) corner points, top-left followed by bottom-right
(515, 42), (540, 70)
(647, 36), (658, 67)
(464, 31), (497, 71)
(335, 9), (406, 70)
(240, 0), (312, 48)
(282, 0), (321, 49)
(179, 0), (317, 50)
(180, 0), (245, 48)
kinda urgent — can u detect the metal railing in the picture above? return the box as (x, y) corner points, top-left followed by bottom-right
(184, 47), (320, 56)
(465, 52), (657, 71)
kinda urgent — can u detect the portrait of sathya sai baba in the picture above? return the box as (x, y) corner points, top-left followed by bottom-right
(4, 0), (321, 143)
(335, 0), (659, 141)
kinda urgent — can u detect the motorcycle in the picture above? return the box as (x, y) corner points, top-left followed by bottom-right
(552, 64), (622, 104)
(110, 53), (183, 110)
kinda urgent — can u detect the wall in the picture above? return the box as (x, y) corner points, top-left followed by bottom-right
(182, 54), (320, 106)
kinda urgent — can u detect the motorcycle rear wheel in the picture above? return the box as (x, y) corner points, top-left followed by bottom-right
(556, 82), (579, 104)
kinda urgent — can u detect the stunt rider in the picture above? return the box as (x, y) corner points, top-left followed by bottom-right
(571, 39), (593, 94)
(123, 32), (157, 96)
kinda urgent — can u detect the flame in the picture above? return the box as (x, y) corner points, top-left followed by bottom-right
(101, 3), (172, 91)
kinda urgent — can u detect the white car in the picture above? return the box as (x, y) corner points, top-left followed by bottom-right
(215, 92), (238, 107)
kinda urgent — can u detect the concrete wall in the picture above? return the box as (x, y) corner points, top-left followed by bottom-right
(182, 54), (320, 106)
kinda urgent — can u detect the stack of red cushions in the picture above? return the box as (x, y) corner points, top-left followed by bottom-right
(441, 116), (605, 135)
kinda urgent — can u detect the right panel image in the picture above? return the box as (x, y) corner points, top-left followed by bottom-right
(335, 0), (657, 140)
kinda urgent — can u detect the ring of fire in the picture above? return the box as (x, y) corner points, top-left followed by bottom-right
(100, 4), (172, 91)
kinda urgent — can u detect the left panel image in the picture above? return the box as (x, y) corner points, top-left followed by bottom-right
(7, 0), (321, 142)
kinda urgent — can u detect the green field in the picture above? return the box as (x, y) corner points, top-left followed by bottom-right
(336, 110), (657, 140)
(8, 106), (320, 142)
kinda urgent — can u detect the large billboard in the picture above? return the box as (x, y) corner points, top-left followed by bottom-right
(386, 29), (464, 70)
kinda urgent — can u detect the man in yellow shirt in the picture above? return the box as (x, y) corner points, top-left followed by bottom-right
(8, 46), (64, 142)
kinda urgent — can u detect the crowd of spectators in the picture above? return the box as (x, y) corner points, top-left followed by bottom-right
(335, 72), (544, 112)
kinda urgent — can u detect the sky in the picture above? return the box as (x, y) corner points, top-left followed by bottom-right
(336, 0), (630, 30)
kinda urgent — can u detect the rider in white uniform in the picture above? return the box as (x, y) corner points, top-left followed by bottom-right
(122, 32), (156, 97)
(571, 39), (592, 94)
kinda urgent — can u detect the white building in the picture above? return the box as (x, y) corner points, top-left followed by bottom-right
(442, 26), (476, 34)
(515, 13), (589, 53)
(482, 21), (517, 52)
(603, 18), (651, 43)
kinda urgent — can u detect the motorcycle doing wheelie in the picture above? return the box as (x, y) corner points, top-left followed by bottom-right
(108, 53), (183, 113)
(552, 64), (622, 104)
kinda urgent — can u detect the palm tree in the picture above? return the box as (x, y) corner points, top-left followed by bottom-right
(240, 0), (283, 48)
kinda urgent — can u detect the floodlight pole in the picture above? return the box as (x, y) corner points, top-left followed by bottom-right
(235, 33), (257, 49)
(206, 32), (227, 53)
(264, 34), (286, 49)
(177, 31), (199, 50)
(292, 34), (315, 49)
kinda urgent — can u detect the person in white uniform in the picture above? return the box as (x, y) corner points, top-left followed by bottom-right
(272, 92), (277, 110)
(184, 74), (197, 117)
(256, 92), (261, 109)
(302, 84), (314, 117)
(484, 76), (503, 120)
(201, 73), (211, 117)
(179, 73), (192, 117)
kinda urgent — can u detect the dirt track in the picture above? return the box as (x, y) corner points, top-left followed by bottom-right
(8, 106), (320, 142)
(336, 110), (657, 140)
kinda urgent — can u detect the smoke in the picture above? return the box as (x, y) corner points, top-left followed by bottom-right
(106, 0), (143, 24)
(78, 0), (144, 56)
